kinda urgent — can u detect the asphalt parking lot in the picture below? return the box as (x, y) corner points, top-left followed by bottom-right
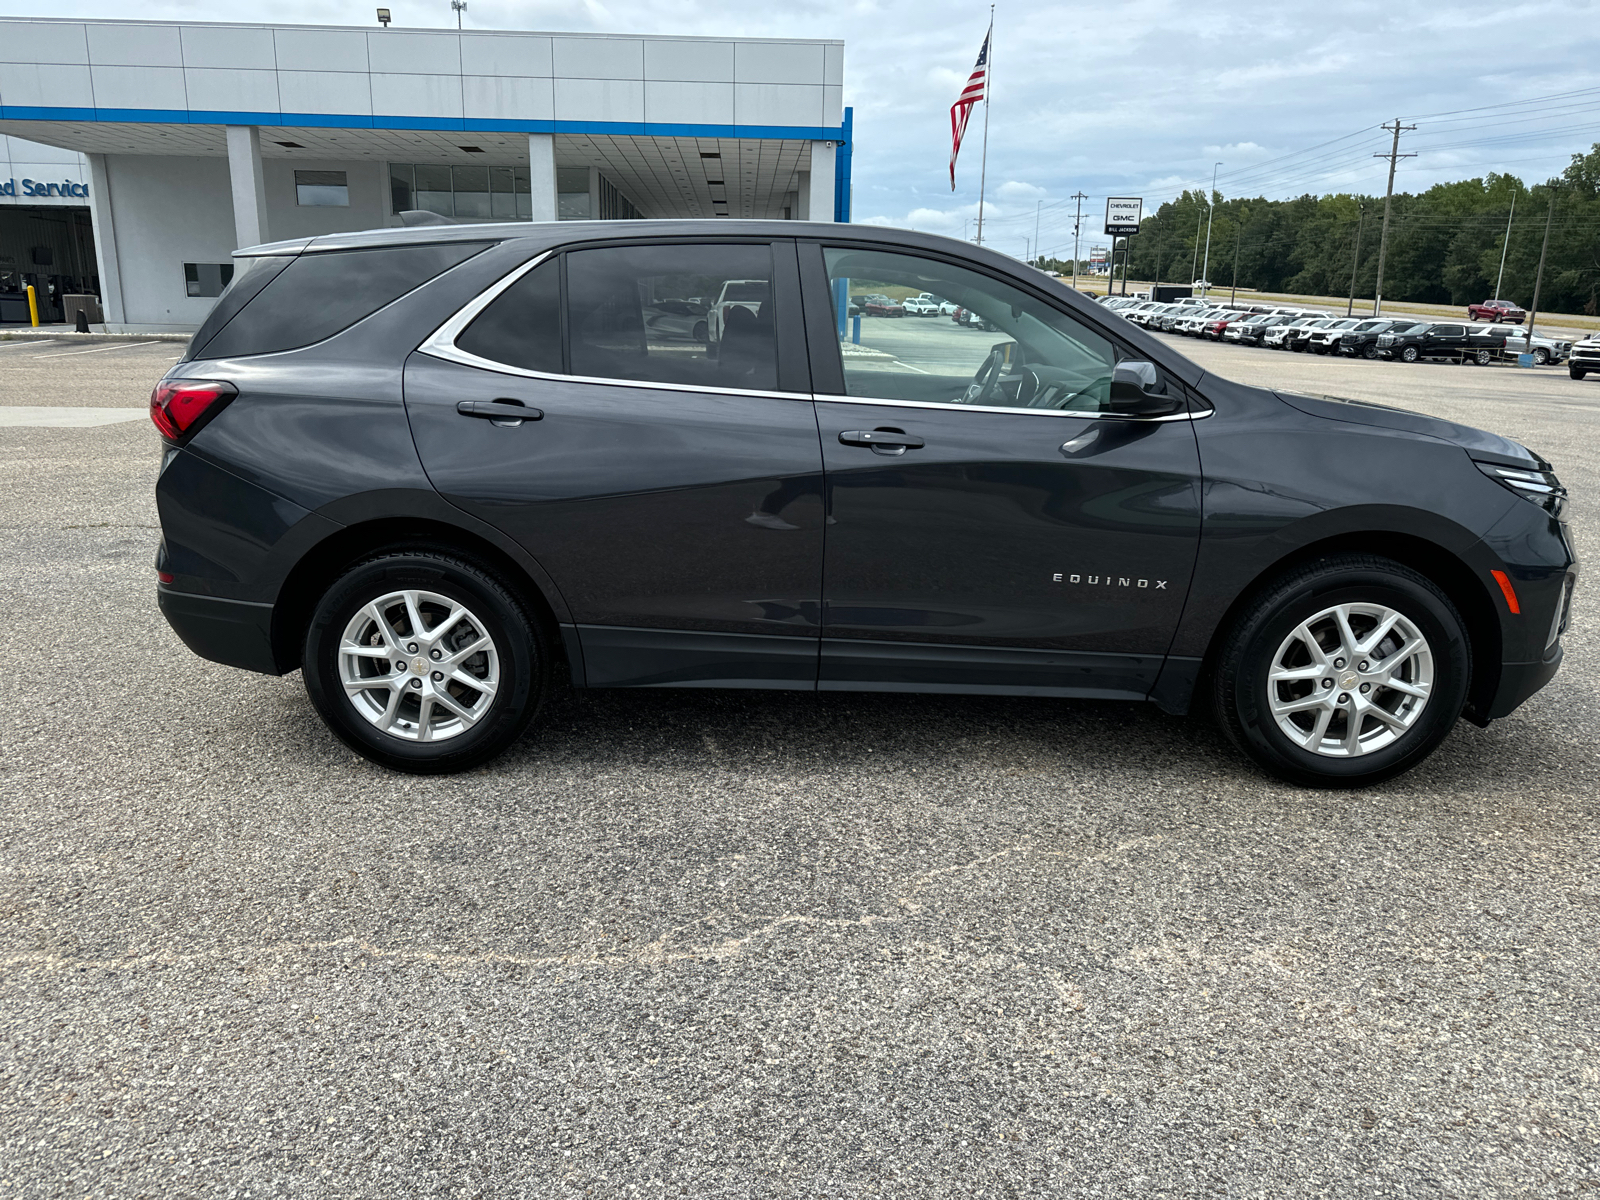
(2, 333), (1596, 1197)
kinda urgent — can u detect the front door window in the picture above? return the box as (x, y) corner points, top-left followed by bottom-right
(825, 246), (1122, 413)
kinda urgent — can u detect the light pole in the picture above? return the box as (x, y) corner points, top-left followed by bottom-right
(1189, 204), (1203, 288)
(451, 0), (466, 28)
(1200, 162), (1220, 295)
(1346, 202), (1366, 317)
(1494, 192), (1516, 300)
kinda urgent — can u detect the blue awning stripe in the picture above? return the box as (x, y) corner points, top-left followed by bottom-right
(0, 105), (845, 142)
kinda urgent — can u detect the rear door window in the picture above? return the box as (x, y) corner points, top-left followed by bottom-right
(564, 242), (779, 391)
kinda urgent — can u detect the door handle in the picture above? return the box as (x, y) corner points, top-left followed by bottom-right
(456, 399), (543, 423)
(839, 429), (924, 450)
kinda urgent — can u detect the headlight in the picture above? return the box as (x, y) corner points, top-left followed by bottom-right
(1474, 459), (1568, 520)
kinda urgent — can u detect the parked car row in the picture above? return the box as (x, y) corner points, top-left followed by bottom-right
(845, 291), (961, 319)
(1095, 296), (1574, 366)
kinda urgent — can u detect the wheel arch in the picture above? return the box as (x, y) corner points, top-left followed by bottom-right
(270, 512), (571, 677)
(1191, 530), (1503, 725)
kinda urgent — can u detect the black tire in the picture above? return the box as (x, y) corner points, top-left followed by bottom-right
(1533, 348), (1550, 366)
(1363, 344), (1380, 360)
(1474, 348), (1493, 366)
(1400, 345), (1420, 363)
(1213, 555), (1471, 788)
(1572, 366), (1588, 380)
(692, 320), (708, 343)
(303, 550), (548, 774)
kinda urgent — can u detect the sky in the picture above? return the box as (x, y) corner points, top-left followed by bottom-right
(19, 0), (1600, 261)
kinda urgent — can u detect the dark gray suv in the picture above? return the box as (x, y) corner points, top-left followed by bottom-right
(153, 221), (1576, 786)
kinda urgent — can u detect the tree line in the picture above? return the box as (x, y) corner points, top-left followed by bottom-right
(1040, 142), (1600, 315)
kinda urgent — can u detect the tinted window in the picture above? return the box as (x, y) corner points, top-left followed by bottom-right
(825, 246), (1122, 412)
(565, 243), (777, 391)
(183, 254), (291, 361)
(456, 257), (561, 373)
(196, 241), (489, 360)
(1433, 325), (1466, 336)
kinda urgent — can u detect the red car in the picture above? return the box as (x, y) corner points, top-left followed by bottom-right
(1467, 298), (1525, 323)
(864, 298), (904, 317)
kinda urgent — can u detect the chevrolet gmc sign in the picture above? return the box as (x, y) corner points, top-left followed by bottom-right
(1104, 197), (1142, 237)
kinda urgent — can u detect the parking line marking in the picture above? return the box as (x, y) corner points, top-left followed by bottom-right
(0, 340), (54, 350)
(32, 340), (162, 359)
(0, 406), (148, 428)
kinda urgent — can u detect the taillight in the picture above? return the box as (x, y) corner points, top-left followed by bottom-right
(150, 379), (237, 440)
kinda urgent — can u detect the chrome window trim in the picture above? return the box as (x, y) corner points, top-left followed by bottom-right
(811, 393), (1213, 422)
(415, 249), (807, 404)
(419, 249), (1212, 420)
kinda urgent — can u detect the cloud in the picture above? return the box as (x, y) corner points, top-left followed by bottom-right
(996, 180), (1047, 200)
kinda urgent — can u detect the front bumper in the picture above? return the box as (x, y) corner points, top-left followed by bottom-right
(158, 588), (285, 675)
(1487, 649), (1564, 719)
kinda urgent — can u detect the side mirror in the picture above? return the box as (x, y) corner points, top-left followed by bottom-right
(1107, 360), (1184, 416)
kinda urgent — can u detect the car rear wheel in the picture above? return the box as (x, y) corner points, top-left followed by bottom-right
(1400, 346), (1420, 363)
(303, 551), (548, 774)
(1474, 348), (1494, 366)
(1213, 555), (1470, 788)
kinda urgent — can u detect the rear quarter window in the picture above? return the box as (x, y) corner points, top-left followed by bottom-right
(193, 241), (490, 360)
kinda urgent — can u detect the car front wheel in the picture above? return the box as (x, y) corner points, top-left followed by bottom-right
(1363, 345), (1380, 360)
(1533, 348), (1550, 365)
(1213, 555), (1470, 788)
(1573, 366), (1588, 380)
(303, 551), (548, 774)
(1400, 346), (1420, 363)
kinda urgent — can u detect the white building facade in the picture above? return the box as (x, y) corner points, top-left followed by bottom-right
(0, 17), (850, 331)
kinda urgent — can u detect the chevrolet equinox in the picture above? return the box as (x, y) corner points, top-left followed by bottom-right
(152, 222), (1576, 786)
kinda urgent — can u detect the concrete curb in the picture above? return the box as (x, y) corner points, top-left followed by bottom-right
(0, 331), (192, 346)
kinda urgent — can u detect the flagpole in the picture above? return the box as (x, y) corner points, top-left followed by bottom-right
(974, 7), (993, 246)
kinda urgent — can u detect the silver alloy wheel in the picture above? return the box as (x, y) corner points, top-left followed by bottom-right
(1267, 602), (1434, 758)
(338, 588), (500, 742)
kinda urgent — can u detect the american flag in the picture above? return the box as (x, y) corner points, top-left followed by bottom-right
(949, 29), (989, 190)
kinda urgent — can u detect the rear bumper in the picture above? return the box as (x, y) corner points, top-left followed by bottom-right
(158, 588), (285, 676)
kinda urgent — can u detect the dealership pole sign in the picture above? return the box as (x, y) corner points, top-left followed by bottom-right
(1104, 197), (1142, 237)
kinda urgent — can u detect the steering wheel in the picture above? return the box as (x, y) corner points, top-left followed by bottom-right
(961, 346), (1008, 405)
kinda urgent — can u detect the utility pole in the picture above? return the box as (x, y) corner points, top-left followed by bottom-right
(1494, 192), (1516, 300)
(1346, 202), (1366, 317)
(1070, 190), (1087, 290)
(451, 0), (467, 28)
(1524, 187), (1557, 355)
(1033, 199), (1041, 267)
(1371, 118), (1416, 316)
(1200, 162), (1221, 295)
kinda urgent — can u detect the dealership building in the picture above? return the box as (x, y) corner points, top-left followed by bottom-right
(0, 17), (850, 331)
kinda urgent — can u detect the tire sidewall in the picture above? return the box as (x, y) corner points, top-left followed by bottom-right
(1226, 566), (1470, 786)
(303, 555), (541, 772)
